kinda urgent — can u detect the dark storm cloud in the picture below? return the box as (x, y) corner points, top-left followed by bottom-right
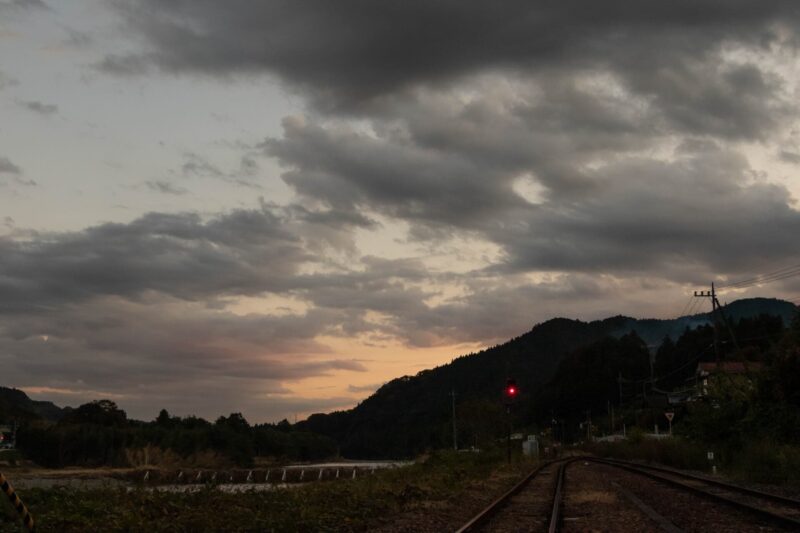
(0, 208), (310, 311)
(266, 96), (800, 282)
(263, 115), (527, 228)
(0, 204), (431, 320)
(619, 59), (790, 141)
(106, 1), (796, 93)
(108, 1), (798, 124)
(492, 146), (800, 275)
(261, 52), (795, 232)
(20, 100), (59, 116)
(109, 1), (800, 280)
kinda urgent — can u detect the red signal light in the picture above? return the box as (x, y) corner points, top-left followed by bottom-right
(505, 379), (518, 399)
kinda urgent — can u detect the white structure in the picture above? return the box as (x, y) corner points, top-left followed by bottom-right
(522, 435), (539, 458)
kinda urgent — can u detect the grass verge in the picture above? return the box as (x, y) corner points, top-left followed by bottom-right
(0, 449), (527, 532)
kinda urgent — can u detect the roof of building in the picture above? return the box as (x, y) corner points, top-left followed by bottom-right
(697, 361), (762, 374)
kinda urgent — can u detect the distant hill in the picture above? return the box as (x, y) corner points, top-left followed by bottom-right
(610, 297), (797, 346)
(299, 298), (797, 458)
(0, 387), (64, 423)
(300, 315), (632, 457)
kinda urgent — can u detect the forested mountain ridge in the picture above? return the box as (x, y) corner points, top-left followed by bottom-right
(0, 387), (64, 423)
(299, 298), (797, 458)
(299, 316), (631, 457)
(610, 297), (797, 346)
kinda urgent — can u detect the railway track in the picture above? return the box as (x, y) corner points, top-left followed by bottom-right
(454, 457), (576, 532)
(455, 456), (800, 532)
(593, 458), (800, 530)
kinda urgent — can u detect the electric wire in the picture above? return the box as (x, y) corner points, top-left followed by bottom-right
(678, 293), (695, 317)
(718, 264), (800, 290)
(683, 297), (698, 317)
(718, 264), (800, 288)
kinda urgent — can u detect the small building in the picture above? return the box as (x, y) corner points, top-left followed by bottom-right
(696, 361), (762, 397)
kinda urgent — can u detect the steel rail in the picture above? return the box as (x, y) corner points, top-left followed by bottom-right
(599, 457), (800, 507)
(590, 458), (800, 530)
(454, 458), (564, 533)
(547, 460), (568, 533)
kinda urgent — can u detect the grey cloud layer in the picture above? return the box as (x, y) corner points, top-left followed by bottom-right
(107, 0), (800, 281)
(0, 208), (362, 420)
(0, 209), (308, 311)
(107, 1), (798, 110)
(265, 102), (800, 279)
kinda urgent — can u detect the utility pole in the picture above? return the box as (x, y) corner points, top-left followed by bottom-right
(694, 282), (740, 364)
(450, 389), (457, 451)
(507, 409), (511, 464)
(608, 400), (615, 434)
(618, 372), (623, 405)
(585, 410), (592, 442)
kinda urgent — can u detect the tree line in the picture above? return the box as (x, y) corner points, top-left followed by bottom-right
(16, 405), (336, 468)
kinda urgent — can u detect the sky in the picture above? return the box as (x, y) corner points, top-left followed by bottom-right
(1, 0), (800, 423)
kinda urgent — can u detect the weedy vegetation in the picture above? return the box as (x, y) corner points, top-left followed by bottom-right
(0, 449), (523, 532)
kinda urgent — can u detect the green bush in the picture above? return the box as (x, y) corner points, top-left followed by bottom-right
(587, 437), (709, 471)
(588, 437), (800, 486)
(730, 441), (800, 485)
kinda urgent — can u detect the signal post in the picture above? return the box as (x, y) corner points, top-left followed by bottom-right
(503, 378), (518, 464)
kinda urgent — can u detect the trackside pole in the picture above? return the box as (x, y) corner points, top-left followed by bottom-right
(0, 471), (35, 531)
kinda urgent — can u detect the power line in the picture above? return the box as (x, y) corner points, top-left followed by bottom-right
(718, 264), (800, 288)
(684, 294), (706, 317)
(717, 263), (800, 290)
(678, 293), (695, 317)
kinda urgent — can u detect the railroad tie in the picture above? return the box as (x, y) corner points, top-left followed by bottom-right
(611, 481), (683, 533)
(0, 471), (35, 532)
